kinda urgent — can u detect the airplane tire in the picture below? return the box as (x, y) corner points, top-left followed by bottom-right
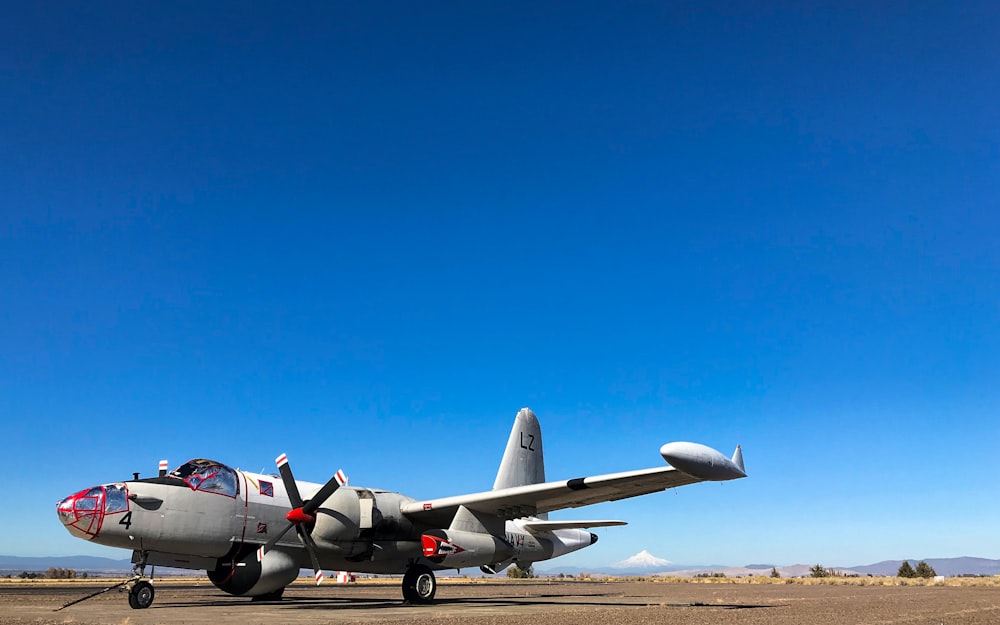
(128, 581), (155, 609)
(401, 565), (436, 604)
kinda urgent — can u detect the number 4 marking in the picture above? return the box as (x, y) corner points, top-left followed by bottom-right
(119, 512), (132, 530)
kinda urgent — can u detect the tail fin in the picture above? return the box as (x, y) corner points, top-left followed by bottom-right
(493, 408), (545, 491)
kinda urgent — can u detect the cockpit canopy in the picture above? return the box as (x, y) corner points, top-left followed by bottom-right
(168, 459), (239, 497)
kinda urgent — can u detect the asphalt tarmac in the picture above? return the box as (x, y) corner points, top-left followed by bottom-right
(2, 579), (998, 625)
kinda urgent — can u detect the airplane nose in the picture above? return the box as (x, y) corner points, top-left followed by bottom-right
(57, 486), (107, 540)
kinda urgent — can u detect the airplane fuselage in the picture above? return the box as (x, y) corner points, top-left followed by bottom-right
(57, 459), (592, 587)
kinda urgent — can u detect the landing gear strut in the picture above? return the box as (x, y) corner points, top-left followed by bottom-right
(126, 552), (155, 609)
(401, 564), (436, 604)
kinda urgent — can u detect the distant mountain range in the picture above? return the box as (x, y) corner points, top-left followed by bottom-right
(537, 551), (1000, 578)
(0, 555), (132, 572)
(4, 553), (999, 578)
(849, 557), (1000, 577)
(0, 555), (184, 576)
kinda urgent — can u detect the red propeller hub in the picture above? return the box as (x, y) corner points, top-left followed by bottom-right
(285, 507), (315, 525)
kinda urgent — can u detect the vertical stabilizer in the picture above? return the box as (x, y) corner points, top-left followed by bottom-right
(493, 408), (545, 491)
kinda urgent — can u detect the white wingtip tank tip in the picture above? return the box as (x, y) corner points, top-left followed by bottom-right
(732, 445), (745, 475)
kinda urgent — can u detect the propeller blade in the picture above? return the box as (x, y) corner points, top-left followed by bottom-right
(275, 453), (303, 508)
(267, 453), (345, 584)
(297, 527), (325, 585)
(255, 521), (296, 561)
(301, 469), (347, 516)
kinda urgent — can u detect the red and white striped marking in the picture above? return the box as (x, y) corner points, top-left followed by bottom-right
(158, 460), (168, 472)
(256, 546), (265, 562)
(314, 570), (325, 585)
(276, 453), (288, 468)
(335, 469), (347, 486)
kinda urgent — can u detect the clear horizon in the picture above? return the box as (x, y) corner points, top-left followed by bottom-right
(2, 551), (996, 574)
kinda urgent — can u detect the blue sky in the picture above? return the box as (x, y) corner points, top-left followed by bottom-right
(2, 2), (998, 568)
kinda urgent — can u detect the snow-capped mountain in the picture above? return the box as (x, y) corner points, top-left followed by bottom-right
(612, 550), (672, 569)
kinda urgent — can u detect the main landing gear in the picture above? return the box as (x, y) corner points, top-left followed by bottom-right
(401, 564), (436, 604)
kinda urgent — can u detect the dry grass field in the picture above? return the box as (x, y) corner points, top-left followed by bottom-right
(649, 574), (1000, 587)
(1, 577), (998, 625)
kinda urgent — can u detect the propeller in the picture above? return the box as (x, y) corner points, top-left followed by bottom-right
(255, 453), (347, 585)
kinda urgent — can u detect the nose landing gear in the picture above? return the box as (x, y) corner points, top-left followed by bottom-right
(127, 580), (155, 609)
(126, 552), (156, 609)
(53, 551), (157, 612)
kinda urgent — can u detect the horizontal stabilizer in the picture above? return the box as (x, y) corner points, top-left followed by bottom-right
(521, 520), (627, 533)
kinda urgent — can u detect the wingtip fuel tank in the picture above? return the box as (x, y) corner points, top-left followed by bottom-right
(659, 441), (747, 481)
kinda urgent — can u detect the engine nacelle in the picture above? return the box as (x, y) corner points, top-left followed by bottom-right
(207, 547), (299, 597)
(309, 488), (368, 557)
(421, 529), (514, 568)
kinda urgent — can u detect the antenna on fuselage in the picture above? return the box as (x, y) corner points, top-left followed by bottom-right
(158, 460), (168, 478)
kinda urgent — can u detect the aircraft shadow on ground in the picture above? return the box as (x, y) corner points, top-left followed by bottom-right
(681, 601), (782, 610)
(161, 592), (783, 611)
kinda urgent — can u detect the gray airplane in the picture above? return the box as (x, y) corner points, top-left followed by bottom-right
(57, 408), (746, 609)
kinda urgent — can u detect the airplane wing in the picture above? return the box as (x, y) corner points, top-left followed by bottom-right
(402, 443), (745, 527)
(402, 465), (710, 528)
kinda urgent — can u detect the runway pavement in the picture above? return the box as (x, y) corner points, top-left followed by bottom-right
(2, 579), (998, 625)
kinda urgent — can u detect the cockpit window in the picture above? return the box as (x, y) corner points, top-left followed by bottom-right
(105, 483), (129, 513)
(169, 459), (239, 497)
